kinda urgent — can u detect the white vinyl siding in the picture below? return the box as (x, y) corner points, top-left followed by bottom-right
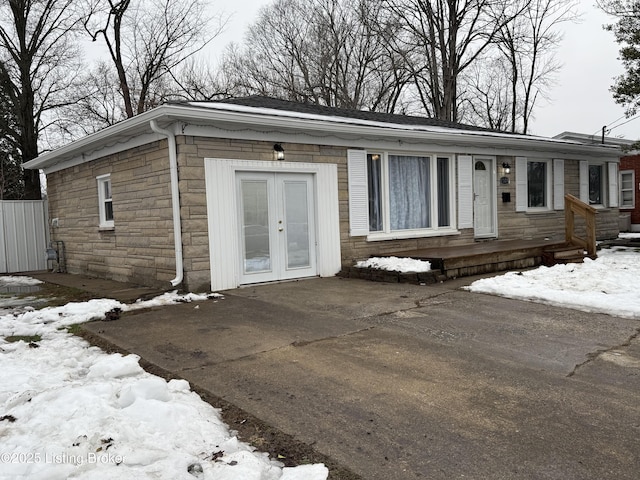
(347, 149), (370, 236)
(553, 159), (564, 210)
(515, 157), (527, 212)
(608, 162), (619, 208)
(457, 155), (473, 229)
(579, 161), (589, 203)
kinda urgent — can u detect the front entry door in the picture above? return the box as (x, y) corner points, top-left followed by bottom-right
(237, 172), (317, 285)
(473, 158), (496, 238)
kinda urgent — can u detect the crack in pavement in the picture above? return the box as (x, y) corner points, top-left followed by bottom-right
(567, 326), (640, 377)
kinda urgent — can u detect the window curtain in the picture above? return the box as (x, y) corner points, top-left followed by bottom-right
(389, 155), (430, 230)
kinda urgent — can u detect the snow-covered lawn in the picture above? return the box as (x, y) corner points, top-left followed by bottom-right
(466, 246), (640, 319)
(0, 288), (327, 480)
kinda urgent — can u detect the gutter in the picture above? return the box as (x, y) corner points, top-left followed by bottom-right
(149, 120), (183, 288)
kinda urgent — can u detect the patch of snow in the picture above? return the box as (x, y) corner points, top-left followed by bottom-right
(0, 291), (327, 480)
(618, 232), (640, 239)
(465, 247), (640, 319)
(356, 256), (432, 273)
(0, 276), (43, 287)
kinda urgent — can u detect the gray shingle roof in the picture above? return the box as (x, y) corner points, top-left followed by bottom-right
(206, 95), (502, 133)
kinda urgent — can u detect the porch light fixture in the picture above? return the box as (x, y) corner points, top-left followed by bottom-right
(502, 162), (511, 175)
(274, 143), (285, 161)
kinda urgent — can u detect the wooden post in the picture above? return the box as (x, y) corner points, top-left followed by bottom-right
(564, 194), (597, 258)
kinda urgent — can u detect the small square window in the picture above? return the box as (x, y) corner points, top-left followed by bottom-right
(97, 174), (114, 228)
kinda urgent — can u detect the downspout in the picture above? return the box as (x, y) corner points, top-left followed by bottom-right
(149, 120), (183, 287)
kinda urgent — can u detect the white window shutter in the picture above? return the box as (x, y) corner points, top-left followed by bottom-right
(553, 159), (564, 210)
(457, 155), (473, 229)
(608, 162), (619, 208)
(515, 157), (527, 212)
(347, 149), (370, 236)
(579, 161), (589, 202)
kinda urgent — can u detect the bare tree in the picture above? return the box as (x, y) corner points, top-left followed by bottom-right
(464, 56), (517, 131)
(384, 0), (530, 123)
(223, 0), (410, 112)
(0, 0), (83, 198)
(82, 0), (226, 121)
(493, 0), (578, 133)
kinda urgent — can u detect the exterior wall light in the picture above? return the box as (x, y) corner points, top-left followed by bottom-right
(502, 162), (511, 175)
(274, 143), (285, 161)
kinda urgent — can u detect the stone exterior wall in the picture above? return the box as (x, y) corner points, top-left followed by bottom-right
(176, 137), (347, 291)
(495, 157), (619, 243)
(46, 135), (619, 290)
(46, 141), (177, 288)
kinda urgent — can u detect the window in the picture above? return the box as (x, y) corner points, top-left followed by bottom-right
(516, 157), (562, 212)
(589, 164), (603, 205)
(527, 161), (548, 208)
(620, 170), (635, 209)
(97, 174), (114, 228)
(358, 152), (454, 237)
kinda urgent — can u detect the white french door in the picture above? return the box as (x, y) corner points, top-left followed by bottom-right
(236, 172), (317, 285)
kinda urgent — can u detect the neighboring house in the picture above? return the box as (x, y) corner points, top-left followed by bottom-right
(555, 132), (639, 232)
(25, 97), (621, 291)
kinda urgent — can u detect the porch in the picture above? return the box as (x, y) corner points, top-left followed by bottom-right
(390, 238), (566, 279)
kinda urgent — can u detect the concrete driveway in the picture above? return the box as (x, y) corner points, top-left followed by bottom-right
(82, 276), (640, 480)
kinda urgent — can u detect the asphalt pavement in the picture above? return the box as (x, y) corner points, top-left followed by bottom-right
(77, 275), (640, 480)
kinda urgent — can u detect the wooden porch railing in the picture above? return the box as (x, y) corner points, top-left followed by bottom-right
(564, 194), (597, 258)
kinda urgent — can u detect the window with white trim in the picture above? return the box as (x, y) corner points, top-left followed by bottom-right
(516, 157), (555, 211)
(97, 174), (114, 228)
(527, 160), (550, 209)
(579, 161), (619, 208)
(620, 170), (635, 209)
(589, 164), (604, 205)
(349, 150), (455, 238)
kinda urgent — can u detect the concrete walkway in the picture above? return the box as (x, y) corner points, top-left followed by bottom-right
(71, 275), (638, 479)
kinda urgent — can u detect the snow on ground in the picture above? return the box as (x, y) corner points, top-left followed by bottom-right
(0, 276), (43, 287)
(0, 287), (327, 480)
(466, 246), (640, 319)
(356, 256), (432, 273)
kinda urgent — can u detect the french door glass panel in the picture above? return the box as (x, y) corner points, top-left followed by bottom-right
(240, 179), (272, 274)
(283, 180), (311, 269)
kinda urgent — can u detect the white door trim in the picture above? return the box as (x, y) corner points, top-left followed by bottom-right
(236, 172), (317, 285)
(205, 158), (340, 291)
(473, 156), (498, 238)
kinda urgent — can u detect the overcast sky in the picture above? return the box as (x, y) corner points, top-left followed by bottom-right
(208, 0), (638, 141)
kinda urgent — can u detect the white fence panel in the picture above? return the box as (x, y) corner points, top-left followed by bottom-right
(0, 200), (49, 273)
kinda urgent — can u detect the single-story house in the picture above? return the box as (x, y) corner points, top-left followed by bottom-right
(25, 97), (622, 291)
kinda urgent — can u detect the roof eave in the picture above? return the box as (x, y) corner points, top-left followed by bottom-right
(24, 104), (622, 171)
